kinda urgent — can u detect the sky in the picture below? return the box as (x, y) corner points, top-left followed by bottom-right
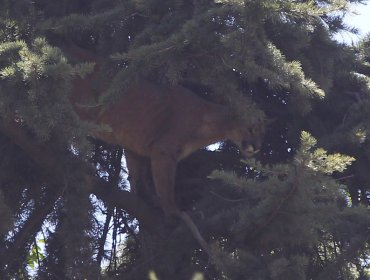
(337, 1), (370, 43)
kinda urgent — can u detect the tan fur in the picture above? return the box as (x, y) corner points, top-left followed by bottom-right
(70, 56), (264, 216)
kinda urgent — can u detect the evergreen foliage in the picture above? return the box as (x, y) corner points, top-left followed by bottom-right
(0, 0), (369, 279)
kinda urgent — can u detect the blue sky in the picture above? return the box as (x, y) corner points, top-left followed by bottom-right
(337, 1), (370, 43)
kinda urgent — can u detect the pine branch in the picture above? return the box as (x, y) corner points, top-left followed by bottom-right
(2, 185), (61, 274)
(248, 166), (301, 240)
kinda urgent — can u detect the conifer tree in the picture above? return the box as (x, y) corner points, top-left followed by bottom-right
(0, 0), (369, 279)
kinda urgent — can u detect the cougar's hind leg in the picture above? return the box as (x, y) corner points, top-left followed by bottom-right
(150, 152), (179, 217)
(125, 149), (152, 198)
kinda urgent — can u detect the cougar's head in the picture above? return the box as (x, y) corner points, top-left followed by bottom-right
(230, 120), (265, 158)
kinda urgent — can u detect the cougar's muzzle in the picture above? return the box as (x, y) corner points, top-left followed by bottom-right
(241, 140), (261, 158)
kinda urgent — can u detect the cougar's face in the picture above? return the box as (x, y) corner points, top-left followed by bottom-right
(232, 121), (265, 158)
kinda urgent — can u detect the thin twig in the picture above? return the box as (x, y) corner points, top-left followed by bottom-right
(249, 166), (301, 238)
(178, 212), (212, 259)
(335, 174), (354, 181)
(210, 190), (247, 202)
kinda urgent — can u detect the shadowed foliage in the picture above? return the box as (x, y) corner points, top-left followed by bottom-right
(0, 0), (369, 279)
